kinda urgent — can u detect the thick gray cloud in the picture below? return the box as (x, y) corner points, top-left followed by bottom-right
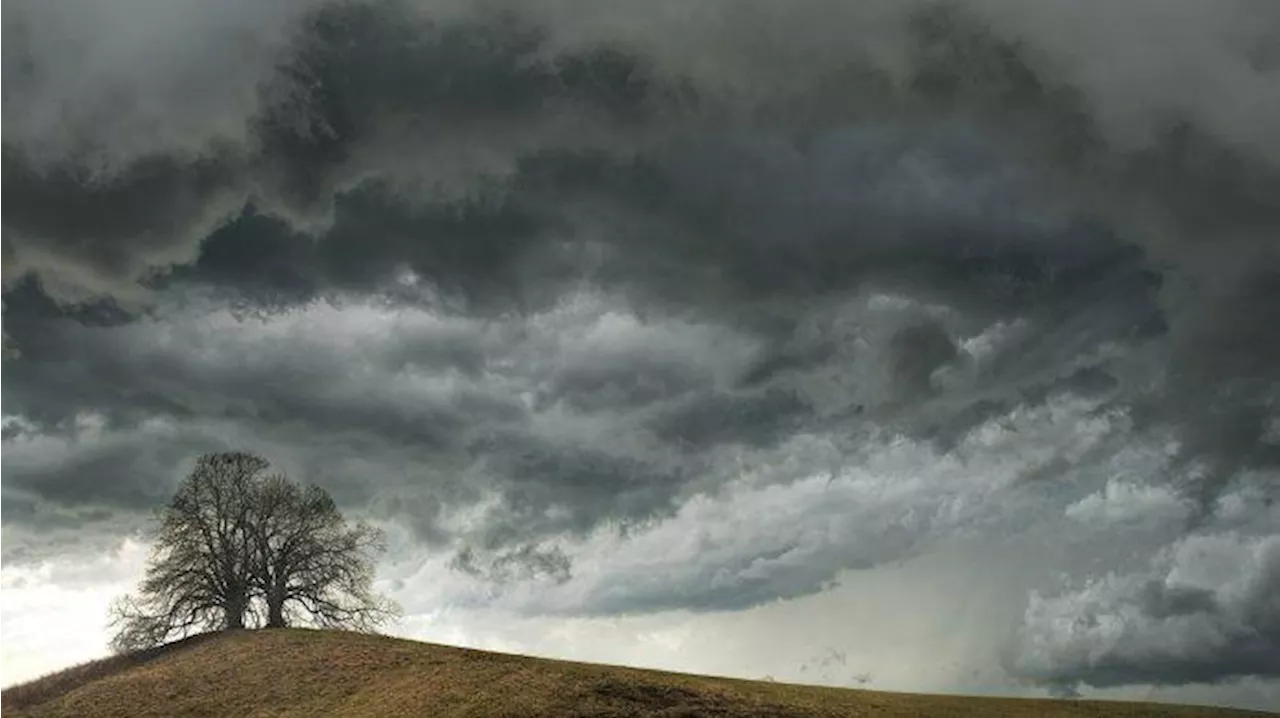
(5, 0), (1274, 307)
(1, 290), (765, 552)
(1010, 531), (1280, 689)
(4, 0), (1280, 699)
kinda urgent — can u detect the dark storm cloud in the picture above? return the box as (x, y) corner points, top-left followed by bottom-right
(451, 543), (572, 585)
(0, 0), (310, 295)
(157, 209), (322, 311)
(151, 126), (1158, 321)
(0, 417), (252, 562)
(468, 431), (689, 543)
(898, 364), (1124, 455)
(886, 319), (958, 397)
(7, 0), (1268, 310)
(243, 2), (674, 212)
(3, 424), (167, 505)
(649, 388), (810, 449)
(0, 292), (525, 439)
(1, 148), (241, 286)
(2, 0), (680, 303)
(6, 0), (1268, 494)
(1094, 264), (1280, 523)
(4, 434), (188, 510)
(543, 356), (706, 413)
(5, 25), (694, 315)
(0, 287), (743, 553)
(3, 0), (1256, 378)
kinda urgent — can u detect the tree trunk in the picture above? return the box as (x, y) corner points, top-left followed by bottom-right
(224, 597), (246, 630)
(223, 578), (250, 630)
(266, 589), (287, 628)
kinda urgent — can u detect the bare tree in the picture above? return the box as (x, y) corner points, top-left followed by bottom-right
(249, 474), (399, 630)
(109, 452), (266, 653)
(109, 452), (398, 653)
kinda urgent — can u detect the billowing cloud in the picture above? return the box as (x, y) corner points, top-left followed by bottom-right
(1010, 530), (1280, 689)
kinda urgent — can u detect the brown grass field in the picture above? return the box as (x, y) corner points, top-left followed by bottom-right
(2, 628), (1273, 717)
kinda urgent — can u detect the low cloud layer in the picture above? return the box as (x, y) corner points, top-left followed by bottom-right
(3, 0), (1279, 703)
(1013, 530), (1280, 689)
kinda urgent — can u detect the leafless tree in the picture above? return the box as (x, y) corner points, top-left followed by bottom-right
(108, 452), (397, 653)
(249, 474), (398, 630)
(108, 452), (266, 653)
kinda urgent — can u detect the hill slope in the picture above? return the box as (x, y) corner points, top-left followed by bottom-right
(2, 629), (1271, 717)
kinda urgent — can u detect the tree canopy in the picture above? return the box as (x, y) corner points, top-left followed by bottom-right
(109, 452), (398, 653)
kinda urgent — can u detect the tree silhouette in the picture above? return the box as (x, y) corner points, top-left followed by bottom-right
(249, 474), (395, 630)
(109, 452), (397, 653)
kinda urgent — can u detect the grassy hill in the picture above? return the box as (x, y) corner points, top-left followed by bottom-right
(2, 629), (1271, 717)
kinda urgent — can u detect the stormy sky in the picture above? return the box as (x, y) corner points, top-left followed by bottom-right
(2, 0), (1279, 709)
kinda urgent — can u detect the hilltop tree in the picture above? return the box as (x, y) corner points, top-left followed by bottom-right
(250, 474), (396, 630)
(109, 452), (397, 653)
(109, 453), (265, 652)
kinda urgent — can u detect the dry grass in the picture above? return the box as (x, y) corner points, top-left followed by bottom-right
(0, 631), (226, 714)
(2, 629), (1271, 717)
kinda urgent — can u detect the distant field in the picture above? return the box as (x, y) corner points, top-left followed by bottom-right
(2, 629), (1272, 717)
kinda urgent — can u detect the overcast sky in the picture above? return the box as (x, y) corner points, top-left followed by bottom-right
(3, 0), (1279, 710)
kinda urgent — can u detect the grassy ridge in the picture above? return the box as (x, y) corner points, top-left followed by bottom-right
(3, 628), (1271, 717)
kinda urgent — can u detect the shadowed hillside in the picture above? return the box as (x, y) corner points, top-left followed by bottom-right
(2, 629), (1273, 717)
